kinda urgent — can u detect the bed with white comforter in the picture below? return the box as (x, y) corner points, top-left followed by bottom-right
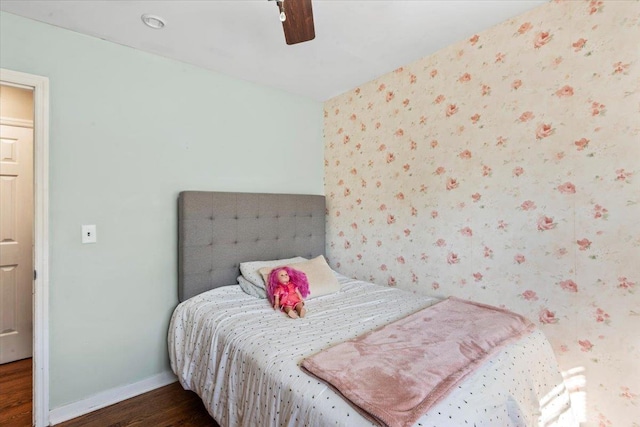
(169, 274), (576, 427)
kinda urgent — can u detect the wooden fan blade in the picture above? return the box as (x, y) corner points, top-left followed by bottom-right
(278, 0), (315, 45)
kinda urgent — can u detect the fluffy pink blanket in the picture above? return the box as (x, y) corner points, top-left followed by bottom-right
(301, 297), (536, 427)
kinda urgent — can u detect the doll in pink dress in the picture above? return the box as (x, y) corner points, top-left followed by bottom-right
(266, 266), (310, 319)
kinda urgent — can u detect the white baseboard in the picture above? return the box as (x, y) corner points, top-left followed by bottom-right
(48, 370), (178, 426)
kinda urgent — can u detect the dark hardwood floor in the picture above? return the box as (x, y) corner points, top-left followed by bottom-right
(0, 358), (32, 427)
(0, 358), (220, 427)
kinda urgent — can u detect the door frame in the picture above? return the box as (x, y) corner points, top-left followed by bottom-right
(1, 68), (50, 427)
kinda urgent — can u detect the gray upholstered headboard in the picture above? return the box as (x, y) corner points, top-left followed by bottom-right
(178, 191), (326, 302)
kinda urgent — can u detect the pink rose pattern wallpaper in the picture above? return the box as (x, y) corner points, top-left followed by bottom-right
(324, 1), (639, 425)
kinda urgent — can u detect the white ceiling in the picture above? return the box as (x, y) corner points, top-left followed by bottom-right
(1, 0), (547, 101)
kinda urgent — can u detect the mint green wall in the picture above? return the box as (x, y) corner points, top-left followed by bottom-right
(0, 12), (323, 409)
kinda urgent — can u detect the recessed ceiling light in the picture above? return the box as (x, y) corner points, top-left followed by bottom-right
(141, 14), (166, 29)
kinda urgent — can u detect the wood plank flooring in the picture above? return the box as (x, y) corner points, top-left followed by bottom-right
(0, 358), (32, 427)
(0, 358), (220, 427)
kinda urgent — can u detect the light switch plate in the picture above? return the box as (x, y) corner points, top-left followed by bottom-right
(82, 225), (97, 244)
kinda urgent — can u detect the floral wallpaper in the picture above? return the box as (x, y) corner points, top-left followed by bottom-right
(324, 1), (639, 426)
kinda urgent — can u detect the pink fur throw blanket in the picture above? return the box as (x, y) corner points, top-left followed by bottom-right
(301, 297), (536, 427)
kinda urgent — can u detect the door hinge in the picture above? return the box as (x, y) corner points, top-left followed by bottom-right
(34, 269), (37, 280)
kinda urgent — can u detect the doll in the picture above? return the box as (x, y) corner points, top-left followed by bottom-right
(266, 266), (310, 319)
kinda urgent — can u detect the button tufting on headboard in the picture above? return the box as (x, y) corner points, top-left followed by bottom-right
(177, 191), (326, 302)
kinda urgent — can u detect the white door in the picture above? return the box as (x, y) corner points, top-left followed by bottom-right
(0, 122), (34, 364)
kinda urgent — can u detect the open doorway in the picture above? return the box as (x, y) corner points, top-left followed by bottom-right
(0, 84), (34, 366)
(0, 84), (34, 427)
(0, 69), (50, 427)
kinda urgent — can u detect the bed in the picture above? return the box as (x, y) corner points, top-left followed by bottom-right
(169, 191), (576, 427)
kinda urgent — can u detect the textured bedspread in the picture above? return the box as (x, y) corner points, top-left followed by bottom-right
(301, 297), (536, 427)
(169, 275), (576, 427)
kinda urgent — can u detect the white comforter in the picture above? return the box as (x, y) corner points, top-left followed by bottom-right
(169, 276), (576, 427)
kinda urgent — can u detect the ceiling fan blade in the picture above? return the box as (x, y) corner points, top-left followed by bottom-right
(278, 0), (315, 45)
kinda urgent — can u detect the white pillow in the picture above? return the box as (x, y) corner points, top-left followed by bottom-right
(239, 257), (307, 289)
(259, 255), (341, 300)
(237, 276), (267, 299)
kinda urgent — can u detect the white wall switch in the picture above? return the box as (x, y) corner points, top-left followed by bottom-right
(82, 225), (97, 244)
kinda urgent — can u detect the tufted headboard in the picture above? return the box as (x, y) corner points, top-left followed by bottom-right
(177, 191), (326, 302)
